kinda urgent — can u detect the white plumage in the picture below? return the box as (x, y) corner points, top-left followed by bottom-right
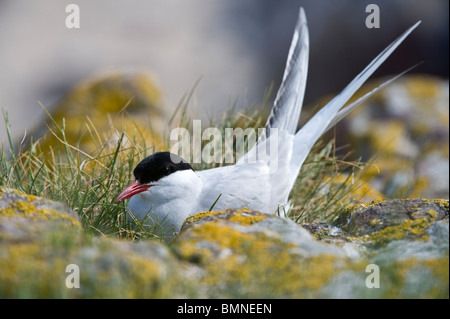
(117, 8), (421, 240)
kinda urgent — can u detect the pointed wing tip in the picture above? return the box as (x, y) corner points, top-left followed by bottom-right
(298, 7), (307, 24)
(297, 7), (309, 41)
(299, 7), (306, 16)
(410, 20), (422, 32)
(396, 20), (421, 45)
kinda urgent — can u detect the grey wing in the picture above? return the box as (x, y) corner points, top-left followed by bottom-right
(263, 7), (309, 138)
(240, 7), (308, 165)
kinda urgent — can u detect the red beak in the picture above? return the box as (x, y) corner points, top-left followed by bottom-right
(115, 180), (152, 202)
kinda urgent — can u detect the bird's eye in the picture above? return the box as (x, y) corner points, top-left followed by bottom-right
(164, 166), (171, 174)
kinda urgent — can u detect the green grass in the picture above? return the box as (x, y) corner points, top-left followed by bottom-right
(1, 108), (156, 240)
(290, 140), (364, 223)
(0, 94), (367, 241)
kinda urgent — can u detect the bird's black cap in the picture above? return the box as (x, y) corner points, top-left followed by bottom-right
(133, 152), (193, 184)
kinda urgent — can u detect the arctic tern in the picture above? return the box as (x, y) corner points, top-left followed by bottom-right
(116, 8), (420, 240)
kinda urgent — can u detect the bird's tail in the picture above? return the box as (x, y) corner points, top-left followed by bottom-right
(288, 21), (421, 180)
(240, 8), (420, 188)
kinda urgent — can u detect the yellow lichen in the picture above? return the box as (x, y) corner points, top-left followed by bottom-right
(365, 216), (434, 246)
(339, 75), (449, 199)
(0, 199), (81, 228)
(423, 255), (450, 297)
(368, 121), (408, 155)
(426, 210), (438, 218)
(404, 76), (442, 100)
(176, 216), (350, 297)
(37, 71), (165, 158)
(344, 198), (448, 226)
(369, 219), (383, 227)
(227, 211), (267, 225)
(0, 242), (69, 297)
(183, 208), (266, 227)
(121, 254), (167, 298)
(188, 222), (254, 249)
(183, 210), (227, 225)
(428, 199), (449, 210)
(381, 256), (449, 298)
(344, 199), (386, 220)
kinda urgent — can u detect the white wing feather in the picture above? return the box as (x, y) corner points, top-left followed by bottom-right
(289, 21), (421, 178)
(263, 7), (309, 137)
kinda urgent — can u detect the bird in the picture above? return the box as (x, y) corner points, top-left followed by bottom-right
(116, 8), (421, 241)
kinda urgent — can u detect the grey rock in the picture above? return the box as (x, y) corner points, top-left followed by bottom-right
(334, 198), (448, 237)
(1, 188), (448, 298)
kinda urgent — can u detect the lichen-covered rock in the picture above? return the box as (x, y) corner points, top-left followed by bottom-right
(0, 187), (181, 298)
(173, 208), (353, 298)
(304, 198), (449, 298)
(335, 198), (448, 243)
(36, 71), (165, 155)
(175, 205), (448, 298)
(178, 208), (349, 259)
(307, 199), (449, 254)
(1, 188), (448, 298)
(301, 222), (366, 258)
(337, 75), (449, 199)
(0, 187), (81, 243)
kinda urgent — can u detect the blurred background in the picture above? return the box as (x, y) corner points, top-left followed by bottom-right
(0, 0), (448, 144)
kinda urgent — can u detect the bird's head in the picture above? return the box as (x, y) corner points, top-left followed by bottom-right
(115, 152), (194, 202)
